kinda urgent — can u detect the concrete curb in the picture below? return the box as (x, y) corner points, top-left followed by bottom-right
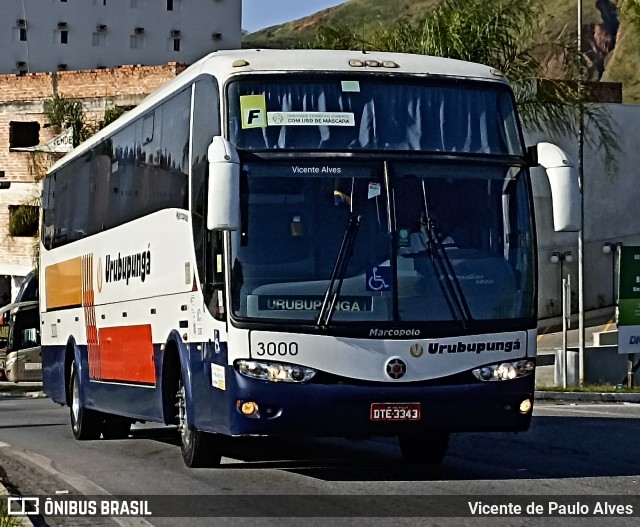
(535, 390), (640, 403)
(0, 391), (46, 399)
(0, 382), (45, 400)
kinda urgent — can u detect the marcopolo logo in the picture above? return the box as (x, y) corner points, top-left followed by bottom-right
(105, 246), (151, 286)
(369, 328), (421, 338)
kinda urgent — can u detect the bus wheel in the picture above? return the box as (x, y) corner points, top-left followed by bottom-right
(69, 362), (102, 440)
(176, 374), (221, 468)
(102, 416), (132, 440)
(398, 431), (449, 466)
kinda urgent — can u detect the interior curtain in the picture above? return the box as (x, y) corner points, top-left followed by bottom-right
(231, 81), (516, 155)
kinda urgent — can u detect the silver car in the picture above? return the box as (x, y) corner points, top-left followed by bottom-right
(0, 301), (41, 382)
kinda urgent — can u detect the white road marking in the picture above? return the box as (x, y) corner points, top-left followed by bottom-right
(0, 441), (10, 448)
(535, 405), (638, 418)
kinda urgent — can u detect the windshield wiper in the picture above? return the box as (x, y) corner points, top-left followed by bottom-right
(316, 214), (361, 328)
(418, 214), (472, 328)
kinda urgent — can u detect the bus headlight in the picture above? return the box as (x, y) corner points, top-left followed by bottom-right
(236, 360), (316, 383)
(472, 360), (534, 382)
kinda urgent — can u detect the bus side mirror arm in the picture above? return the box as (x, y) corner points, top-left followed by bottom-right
(207, 137), (240, 231)
(532, 142), (581, 232)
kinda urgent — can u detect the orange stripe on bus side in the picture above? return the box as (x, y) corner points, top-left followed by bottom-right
(97, 325), (156, 385)
(45, 257), (83, 310)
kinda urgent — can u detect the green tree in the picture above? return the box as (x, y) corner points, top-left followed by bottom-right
(311, 0), (619, 173)
(42, 94), (91, 147)
(99, 105), (134, 130)
(8, 204), (38, 237)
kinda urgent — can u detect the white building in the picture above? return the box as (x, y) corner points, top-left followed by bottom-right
(529, 102), (640, 319)
(2, 0), (242, 74)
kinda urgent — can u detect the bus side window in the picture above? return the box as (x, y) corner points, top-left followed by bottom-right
(191, 77), (220, 300)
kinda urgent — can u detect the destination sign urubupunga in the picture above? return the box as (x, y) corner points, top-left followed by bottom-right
(258, 296), (373, 312)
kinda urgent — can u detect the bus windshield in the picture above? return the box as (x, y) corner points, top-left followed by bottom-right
(229, 161), (535, 325)
(228, 76), (524, 155)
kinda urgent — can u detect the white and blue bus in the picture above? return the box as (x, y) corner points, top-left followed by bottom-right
(40, 49), (579, 467)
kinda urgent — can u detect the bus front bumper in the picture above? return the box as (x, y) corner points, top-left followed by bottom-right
(223, 371), (535, 437)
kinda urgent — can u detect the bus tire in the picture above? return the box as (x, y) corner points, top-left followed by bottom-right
(398, 431), (449, 466)
(69, 362), (102, 440)
(176, 374), (221, 468)
(102, 416), (132, 440)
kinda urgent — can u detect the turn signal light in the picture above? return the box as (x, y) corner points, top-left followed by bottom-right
(238, 400), (259, 416)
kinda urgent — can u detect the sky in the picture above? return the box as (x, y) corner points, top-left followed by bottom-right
(242, 0), (344, 33)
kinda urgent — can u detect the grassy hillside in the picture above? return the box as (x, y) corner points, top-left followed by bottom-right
(242, 0), (440, 49)
(243, 0), (599, 48)
(243, 0), (640, 103)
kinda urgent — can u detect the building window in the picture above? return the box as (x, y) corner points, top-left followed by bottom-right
(167, 0), (173, 10)
(130, 34), (144, 49)
(172, 38), (181, 52)
(12, 27), (27, 42)
(9, 122), (40, 149)
(92, 32), (106, 47)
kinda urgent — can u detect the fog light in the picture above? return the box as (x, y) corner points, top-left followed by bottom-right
(239, 401), (259, 416)
(519, 398), (532, 414)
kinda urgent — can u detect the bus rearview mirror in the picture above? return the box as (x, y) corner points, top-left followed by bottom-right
(207, 137), (240, 231)
(535, 142), (581, 232)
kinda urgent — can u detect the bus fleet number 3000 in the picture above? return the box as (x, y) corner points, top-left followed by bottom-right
(254, 341), (299, 357)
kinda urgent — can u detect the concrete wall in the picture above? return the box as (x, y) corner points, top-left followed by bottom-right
(2, 0), (241, 74)
(527, 103), (640, 318)
(555, 347), (640, 386)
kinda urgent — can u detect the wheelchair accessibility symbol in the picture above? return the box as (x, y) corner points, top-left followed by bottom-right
(366, 266), (391, 291)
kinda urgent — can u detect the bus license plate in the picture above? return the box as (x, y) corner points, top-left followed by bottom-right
(370, 402), (421, 421)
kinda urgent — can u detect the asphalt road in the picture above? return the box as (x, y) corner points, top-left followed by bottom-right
(1, 397), (639, 526)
